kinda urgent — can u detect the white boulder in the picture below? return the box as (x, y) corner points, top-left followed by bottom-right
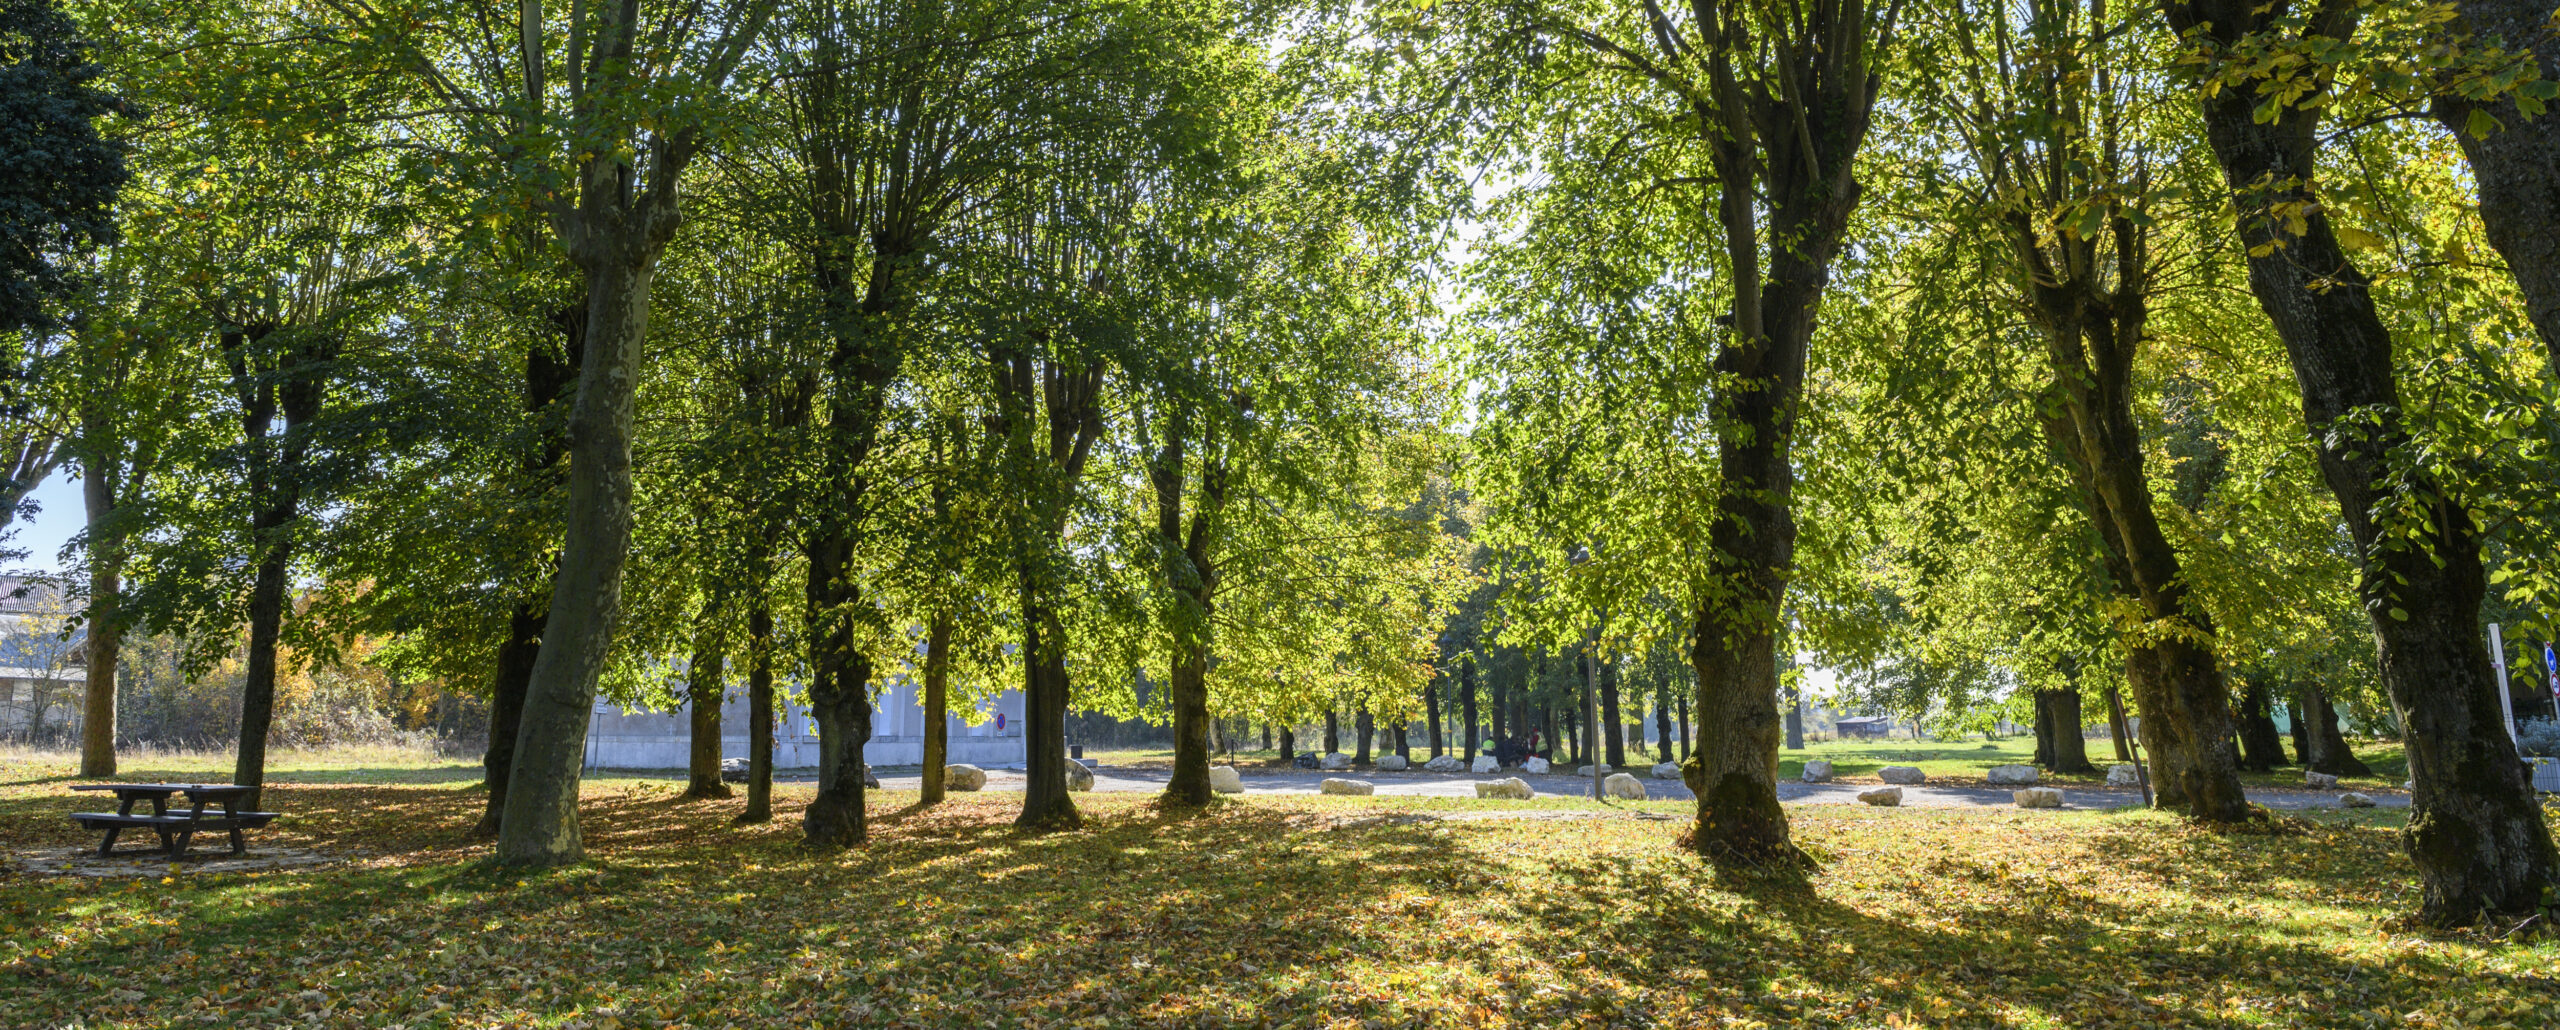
(2305, 771), (2340, 789)
(1209, 766), (1244, 794)
(1857, 787), (1903, 806)
(2339, 792), (2376, 808)
(943, 764), (987, 791)
(1522, 757), (1551, 774)
(720, 757), (749, 783)
(1602, 773), (1646, 800)
(2013, 787), (2063, 809)
(1801, 760), (1834, 783)
(1376, 754), (1409, 772)
(1878, 765), (1927, 785)
(1474, 777), (1534, 800)
(2106, 764), (2142, 787)
(1064, 759), (1095, 792)
(1470, 755), (1500, 773)
(1652, 761), (1683, 780)
(1321, 752), (1353, 771)
(1425, 755), (1465, 773)
(1577, 764), (1611, 776)
(1986, 764), (2040, 786)
(1319, 777), (1374, 796)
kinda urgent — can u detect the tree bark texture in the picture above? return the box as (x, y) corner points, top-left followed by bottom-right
(2044, 689), (2097, 774)
(2432, 0), (2560, 375)
(2105, 683), (2136, 762)
(476, 302), (581, 837)
(739, 598), (776, 824)
(1324, 710), (1339, 754)
(1355, 708), (1374, 764)
(1150, 403), (1222, 807)
(1425, 678), (1445, 757)
(997, 351), (1104, 832)
(79, 457), (121, 778)
(501, 254), (663, 866)
(683, 601), (731, 800)
(1462, 658), (1480, 759)
(2169, 0), (2560, 924)
(1600, 658), (1625, 768)
(476, 604), (544, 837)
(222, 322), (334, 812)
(921, 610), (953, 805)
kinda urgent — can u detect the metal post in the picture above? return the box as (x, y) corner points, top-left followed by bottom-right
(2490, 624), (2517, 742)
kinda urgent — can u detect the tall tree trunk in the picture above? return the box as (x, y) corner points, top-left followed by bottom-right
(1324, 709), (1339, 754)
(78, 457), (121, 778)
(1461, 658), (1480, 759)
(225, 323), (331, 811)
(1278, 725), (1294, 764)
(738, 598), (775, 824)
(1151, 403), (1221, 807)
(1488, 670), (1505, 745)
(1425, 678), (1445, 756)
(2287, 690), (2311, 767)
(2431, 0), (2560, 376)
(920, 610), (953, 805)
(1354, 707), (1373, 764)
(1392, 720), (1410, 760)
(501, 255), (663, 866)
(1654, 685), (1673, 765)
(475, 604), (544, 836)
(478, 301), (582, 837)
(2168, 0), (2560, 924)
(1783, 680), (1804, 751)
(1600, 658), (1625, 768)
(1675, 693), (1689, 759)
(682, 597), (731, 800)
(1015, 595), (1076, 829)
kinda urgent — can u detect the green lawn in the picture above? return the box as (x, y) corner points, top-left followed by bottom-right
(4, 751), (2552, 1028)
(1775, 737), (2410, 790)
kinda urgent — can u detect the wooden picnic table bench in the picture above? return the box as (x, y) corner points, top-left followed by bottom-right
(68, 783), (278, 860)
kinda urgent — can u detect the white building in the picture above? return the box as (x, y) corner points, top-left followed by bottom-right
(581, 675), (1026, 771)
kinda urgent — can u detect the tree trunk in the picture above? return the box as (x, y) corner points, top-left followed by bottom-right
(500, 256), (660, 867)
(1151, 405), (1221, 807)
(225, 323), (330, 812)
(1462, 658), (1480, 759)
(2129, 648), (2192, 811)
(1354, 707), (1373, 764)
(801, 647), (872, 846)
(1014, 596), (1077, 830)
(2301, 687), (2375, 778)
(1600, 658), (1625, 768)
(2105, 683), (2135, 762)
(920, 610), (953, 805)
(2046, 689), (2096, 775)
(78, 458), (121, 778)
(1675, 693), (1689, 759)
(1488, 670), (1505, 744)
(2432, 0), (2560, 377)
(475, 603), (544, 837)
(1277, 726), (1294, 764)
(1783, 680), (1804, 751)
(1424, 678), (1445, 756)
(1654, 685), (1673, 765)
(1261, 722), (1271, 751)
(738, 598), (775, 824)
(2236, 678), (2287, 772)
(683, 598), (732, 800)
(2169, 0), (2560, 924)
(2033, 689), (2058, 769)
(1392, 720), (1410, 760)
(1323, 710), (1339, 754)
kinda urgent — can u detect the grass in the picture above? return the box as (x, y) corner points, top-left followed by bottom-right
(1091, 737), (2412, 791)
(0, 742), (485, 786)
(5, 750), (2554, 1028)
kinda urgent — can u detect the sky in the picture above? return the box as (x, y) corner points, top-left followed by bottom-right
(7, 472), (84, 575)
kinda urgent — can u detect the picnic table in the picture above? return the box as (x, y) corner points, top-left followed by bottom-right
(68, 783), (278, 860)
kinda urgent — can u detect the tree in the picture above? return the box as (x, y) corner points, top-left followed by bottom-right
(0, 0), (126, 334)
(2163, 0), (2560, 925)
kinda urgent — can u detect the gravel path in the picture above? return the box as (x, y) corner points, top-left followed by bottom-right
(855, 766), (2408, 811)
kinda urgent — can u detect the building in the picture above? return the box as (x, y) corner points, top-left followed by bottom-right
(0, 576), (84, 742)
(1833, 715), (1894, 739)
(581, 674), (1027, 771)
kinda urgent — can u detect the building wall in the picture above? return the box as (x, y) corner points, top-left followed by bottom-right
(582, 678), (1026, 771)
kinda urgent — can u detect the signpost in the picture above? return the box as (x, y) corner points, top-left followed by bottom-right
(2490, 623), (2517, 743)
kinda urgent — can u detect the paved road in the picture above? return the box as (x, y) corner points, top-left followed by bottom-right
(858, 766), (2408, 811)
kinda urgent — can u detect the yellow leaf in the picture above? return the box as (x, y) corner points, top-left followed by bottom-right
(2336, 226), (2386, 251)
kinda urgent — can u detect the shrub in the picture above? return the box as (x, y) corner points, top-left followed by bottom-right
(2518, 718), (2560, 759)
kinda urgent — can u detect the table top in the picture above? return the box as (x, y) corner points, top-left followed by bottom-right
(69, 783), (254, 796)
